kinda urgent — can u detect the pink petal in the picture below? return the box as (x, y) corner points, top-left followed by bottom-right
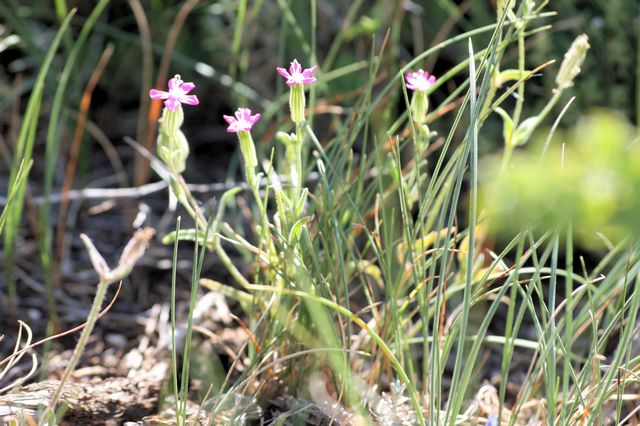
(180, 82), (196, 93)
(290, 59), (301, 74)
(277, 67), (291, 79)
(179, 94), (199, 106)
(238, 108), (251, 121)
(249, 113), (261, 125)
(302, 66), (317, 77)
(168, 75), (183, 91)
(223, 115), (236, 124)
(149, 89), (169, 100)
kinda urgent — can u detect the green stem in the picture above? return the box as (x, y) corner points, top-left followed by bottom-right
(170, 217), (181, 423)
(512, 20), (526, 126)
(537, 88), (564, 124)
(172, 172), (253, 291)
(500, 145), (514, 174)
(41, 279), (110, 424)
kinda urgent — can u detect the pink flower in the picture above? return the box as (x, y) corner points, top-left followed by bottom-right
(149, 74), (199, 111)
(405, 69), (436, 92)
(277, 59), (317, 86)
(223, 108), (261, 133)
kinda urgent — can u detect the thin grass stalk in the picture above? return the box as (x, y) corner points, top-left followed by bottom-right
(428, 134), (469, 426)
(454, 246), (531, 425)
(308, 0), (317, 128)
(561, 222), (574, 424)
(53, 0), (73, 51)
(274, 0), (311, 58)
(431, 10), (516, 424)
(179, 215), (213, 422)
(444, 38), (481, 425)
(171, 217), (181, 423)
(0, 160), (32, 236)
(588, 247), (640, 424)
(4, 9), (76, 305)
(230, 0), (248, 78)
(512, 5), (527, 126)
(498, 237), (526, 424)
(546, 233), (560, 424)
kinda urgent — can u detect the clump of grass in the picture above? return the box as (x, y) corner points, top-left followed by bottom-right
(146, 1), (640, 424)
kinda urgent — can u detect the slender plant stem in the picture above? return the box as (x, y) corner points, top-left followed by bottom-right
(40, 279), (111, 424)
(173, 172), (253, 290)
(512, 20), (526, 126)
(170, 217), (181, 424)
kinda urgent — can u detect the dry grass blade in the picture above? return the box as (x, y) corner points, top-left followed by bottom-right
(0, 321), (38, 395)
(0, 283), (123, 371)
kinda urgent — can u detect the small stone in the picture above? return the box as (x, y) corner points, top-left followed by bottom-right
(105, 333), (127, 349)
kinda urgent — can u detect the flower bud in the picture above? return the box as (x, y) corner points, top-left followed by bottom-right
(556, 34), (590, 90)
(410, 91), (428, 125)
(157, 128), (189, 173)
(238, 130), (258, 173)
(276, 131), (297, 146)
(290, 83), (305, 124)
(163, 104), (184, 135)
(512, 116), (540, 147)
(157, 107), (189, 173)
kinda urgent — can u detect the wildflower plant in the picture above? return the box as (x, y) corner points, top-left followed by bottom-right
(405, 69), (436, 125)
(277, 59), (317, 125)
(276, 59), (317, 216)
(149, 74), (199, 174)
(404, 68), (437, 161)
(223, 108), (261, 188)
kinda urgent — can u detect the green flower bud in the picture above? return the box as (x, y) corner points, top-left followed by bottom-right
(163, 105), (184, 136)
(410, 91), (429, 125)
(157, 128), (189, 173)
(238, 130), (258, 173)
(290, 83), (305, 124)
(512, 116), (540, 147)
(157, 107), (189, 173)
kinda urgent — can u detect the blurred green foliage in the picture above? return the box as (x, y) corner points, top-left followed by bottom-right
(483, 110), (639, 247)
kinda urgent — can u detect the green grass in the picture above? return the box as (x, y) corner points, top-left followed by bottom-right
(1, 6), (75, 306)
(1, 1), (639, 425)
